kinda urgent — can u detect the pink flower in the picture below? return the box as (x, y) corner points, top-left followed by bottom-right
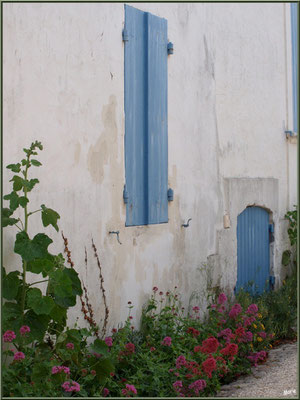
(91, 370), (96, 375)
(126, 384), (137, 394)
(103, 388), (110, 397)
(20, 325), (30, 336)
(66, 342), (74, 350)
(247, 304), (258, 315)
(105, 337), (113, 347)
(176, 355), (187, 369)
(229, 303), (242, 319)
(192, 306), (200, 313)
(150, 347), (156, 352)
(188, 379), (207, 394)
(173, 380), (183, 390)
(258, 331), (267, 339)
(153, 286), (158, 292)
(244, 331), (253, 342)
(3, 330), (16, 343)
(13, 351), (25, 361)
(52, 366), (70, 375)
(161, 336), (172, 346)
(61, 380), (80, 393)
(217, 293), (227, 304)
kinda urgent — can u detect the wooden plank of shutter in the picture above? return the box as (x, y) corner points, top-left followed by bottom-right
(147, 12), (168, 224)
(124, 5), (148, 226)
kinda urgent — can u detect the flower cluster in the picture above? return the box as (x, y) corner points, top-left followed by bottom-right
(3, 330), (16, 342)
(20, 325), (30, 336)
(197, 337), (219, 354)
(13, 351), (25, 361)
(247, 350), (267, 367)
(201, 356), (217, 378)
(52, 366), (70, 375)
(105, 336), (113, 347)
(121, 383), (137, 396)
(161, 336), (172, 346)
(229, 303), (242, 319)
(187, 327), (200, 337)
(61, 380), (80, 393)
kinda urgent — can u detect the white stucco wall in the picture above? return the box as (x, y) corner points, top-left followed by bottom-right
(3, 3), (297, 330)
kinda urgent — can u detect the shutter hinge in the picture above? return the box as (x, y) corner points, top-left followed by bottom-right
(167, 188), (174, 201)
(123, 185), (129, 204)
(167, 42), (174, 55)
(122, 29), (129, 42)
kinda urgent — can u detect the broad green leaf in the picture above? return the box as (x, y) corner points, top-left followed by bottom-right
(3, 271), (21, 300)
(93, 358), (115, 383)
(23, 178), (39, 192)
(23, 310), (50, 341)
(6, 163), (21, 173)
(14, 232), (53, 262)
(21, 159), (29, 167)
(3, 191), (20, 211)
(2, 301), (22, 321)
(27, 258), (54, 276)
(56, 332), (67, 344)
(49, 269), (73, 298)
(26, 288), (55, 315)
(19, 196), (29, 208)
(66, 329), (82, 343)
(90, 339), (109, 357)
(49, 304), (67, 324)
(10, 175), (23, 191)
(41, 204), (60, 232)
(31, 159), (42, 167)
(63, 267), (83, 296)
(2, 208), (19, 227)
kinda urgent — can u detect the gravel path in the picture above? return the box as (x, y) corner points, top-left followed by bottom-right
(216, 341), (298, 398)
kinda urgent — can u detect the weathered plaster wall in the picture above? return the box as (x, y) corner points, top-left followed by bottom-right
(3, 3), (297, 330)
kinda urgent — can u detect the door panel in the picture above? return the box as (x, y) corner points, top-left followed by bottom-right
(236, 207), (270, 295)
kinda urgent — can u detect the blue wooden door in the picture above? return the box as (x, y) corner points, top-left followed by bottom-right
(236, 207), (270, 295)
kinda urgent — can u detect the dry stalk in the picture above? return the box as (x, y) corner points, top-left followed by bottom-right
(91, 238), (109, 338)
(61, 232), (99, 337)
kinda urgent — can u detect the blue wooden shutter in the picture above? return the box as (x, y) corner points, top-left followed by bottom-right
(236, 207), (270, 295)
(124, 5), (168, 226)
(291, 3), (298, 134)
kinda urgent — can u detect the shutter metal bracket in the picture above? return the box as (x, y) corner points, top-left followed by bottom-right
(123, 185), (129, 204)
(167, 188), (174, 201)
(122, 29), (129, 42)
(167, 42), (174, 55)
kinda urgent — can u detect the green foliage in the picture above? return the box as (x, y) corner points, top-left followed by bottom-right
(2, 141), (114, 397)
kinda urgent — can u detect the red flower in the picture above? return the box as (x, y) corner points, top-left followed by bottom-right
(220, 343), (238, 361)
(199, 337), (219, 354)
(187, 327), (200, 337)
(194, 345), (201, 353)
(202, 356), (217, 378)
(153, 287), (158, 292)
(125, 342), (135, 354)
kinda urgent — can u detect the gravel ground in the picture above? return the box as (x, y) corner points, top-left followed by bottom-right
(216, 341), (298, 398)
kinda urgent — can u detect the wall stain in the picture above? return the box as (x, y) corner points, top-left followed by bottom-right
(74, 142), (81, 165)
(87, 95), (117, 184)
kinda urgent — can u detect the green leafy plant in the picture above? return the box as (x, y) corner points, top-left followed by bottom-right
(2, 141), (114, 397)
(2, 141), (82, 337)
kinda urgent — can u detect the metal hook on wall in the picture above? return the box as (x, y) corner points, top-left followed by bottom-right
(109, 231), (122, 245)
(181, 218), (192, 228)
